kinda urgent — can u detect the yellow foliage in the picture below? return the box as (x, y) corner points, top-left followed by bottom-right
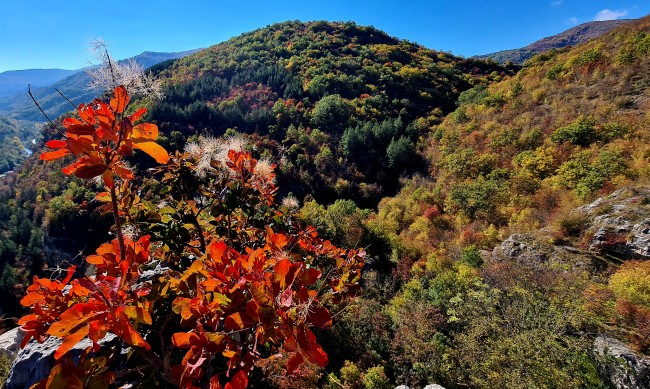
(610, 261), (650, 308)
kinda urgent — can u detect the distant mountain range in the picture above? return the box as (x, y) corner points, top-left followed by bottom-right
(0, 49), (201, 124)
(0, 69), (77, 98)
(476, 19), (632, 64)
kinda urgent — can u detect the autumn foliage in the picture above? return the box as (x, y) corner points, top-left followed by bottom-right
(18, 86), (364, 388)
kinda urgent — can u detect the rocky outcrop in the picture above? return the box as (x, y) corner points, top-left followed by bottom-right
(2, 333), (117, 389)
(493, 233), (601, 271)
(0, 328), (23, 360)
(578, 187), (650, 260)
(593, 335), (650, 389)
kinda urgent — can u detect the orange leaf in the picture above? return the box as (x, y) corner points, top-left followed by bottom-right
(129, 107), (147, 123)
(40, 148), (71, 161)
(102, 170), (115, 189)
(133, 141), (169, 164)
(209, 375), (224, 389)
(224, 312), (245, 331)
(124, 306), (152, 325)
(172, 332), (198, 348)
(95, 192), (111, 202)
(110, 85), (130, 114)
(63, 118), (95, 135)
(113, 165), (134, 180)
(20, 293), (45, 307)
(44, 363), (84, 389)
(116, 320), (150, 350)
(54, 325), (89, 360)
(47, 303), (99, 337)
(132, 123), (158, 140)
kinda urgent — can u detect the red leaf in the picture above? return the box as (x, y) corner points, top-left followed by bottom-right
(224, 370), (248, 389)
(209, 375), (223, 389)
(40, 148), (71, 161)
(301, 268), (321, 286)
(308, 306), (332, 329)
(45, 140), (67, 149)
(63, 118), (96, 135)
(45, 363), (84, 389)
(224, 312), (245, 331)
(287, 352), (304, 374)
(129, 107), (147, 123)
(110, 85), (130, 113)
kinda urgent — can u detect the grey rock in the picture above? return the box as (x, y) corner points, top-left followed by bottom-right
(395, 386), (411, 389)
(423, 385), (446, 389)
(593, 335), (650, 389)
(2, 333), (117, 389)
(493, 234), (599, 271)
(578, 187), (650, 259)
(0, 328), (24, 360)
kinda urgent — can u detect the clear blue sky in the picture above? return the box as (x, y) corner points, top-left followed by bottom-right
(1, 1), (648, 72)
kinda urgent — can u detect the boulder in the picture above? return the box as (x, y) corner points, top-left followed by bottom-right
(578, 187), (650, 259)
(0, 328), (23, 360)
(493, 233), (600, 271)
(2, 333), (117, 389)
(592, 335), (650, 389)
(423, 385), (446, 389)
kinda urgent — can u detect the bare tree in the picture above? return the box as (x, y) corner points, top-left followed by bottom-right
(86, 39), (164, 99)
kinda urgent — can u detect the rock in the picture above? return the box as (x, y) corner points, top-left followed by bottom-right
(493, 234), (599, 271)
(423, 385), (446, 389)
(592, 335), (650, 389)
(2, 333), (117, 389)
(0, 328), (24, 360)
(578, 187), (650, 259)
(394, 386), (410, 389)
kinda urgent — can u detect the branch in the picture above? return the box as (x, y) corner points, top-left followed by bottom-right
(55, 88), (77, 109)
(28, 84), (66, 138)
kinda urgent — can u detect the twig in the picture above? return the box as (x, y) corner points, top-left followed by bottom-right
(55, 88), (77, 109)
(28, 84), (66, 138)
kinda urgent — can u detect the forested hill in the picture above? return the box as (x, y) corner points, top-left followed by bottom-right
(144, 20), (512, 206)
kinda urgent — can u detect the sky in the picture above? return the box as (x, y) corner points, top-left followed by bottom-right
(0, 1), (649, 73)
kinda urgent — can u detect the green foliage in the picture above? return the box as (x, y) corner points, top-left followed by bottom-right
(550, 116), (597, 146)
(386, 136), (415, 170)
(555, 149), (627, 198)
(362, 366), (391, 389)
(460, 244), (482, 268)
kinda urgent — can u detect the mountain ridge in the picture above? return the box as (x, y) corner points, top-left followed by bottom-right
(0, 48), (202, 124)
(476, 19), (632, 64)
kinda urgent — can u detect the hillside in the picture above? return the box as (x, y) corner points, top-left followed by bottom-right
(362, 15), (650, 388)
(2, 17), (650, 389)
(477, 19), (631, 64)
(0, 49), (200, 124)
(0, 69), (76, 98)
(144, 20), (510, 206)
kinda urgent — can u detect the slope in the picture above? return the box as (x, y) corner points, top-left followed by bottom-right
(477, 19), (631, 64)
